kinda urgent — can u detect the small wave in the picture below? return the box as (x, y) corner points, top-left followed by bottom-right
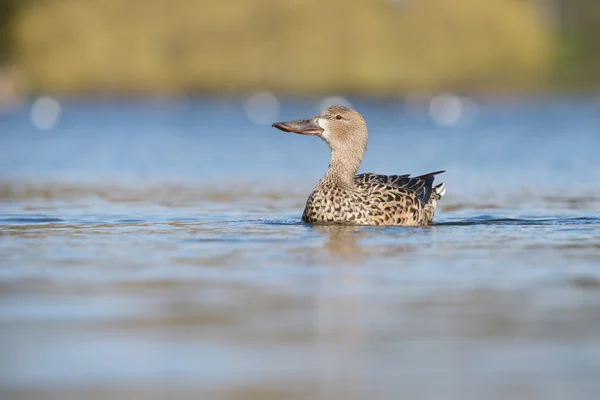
(260, 219), (304, 226)
(435, 216), (600, 227)
(0, 217), (64, 224)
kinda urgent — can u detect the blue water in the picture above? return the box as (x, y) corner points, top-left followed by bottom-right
(1, 95), (600, 399)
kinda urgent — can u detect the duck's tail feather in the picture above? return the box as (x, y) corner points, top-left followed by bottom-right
(432, 181), (447, 200)
(415, 170), (445, 205)
(423, 181), (447, 224)
(414, 170), (446, 180)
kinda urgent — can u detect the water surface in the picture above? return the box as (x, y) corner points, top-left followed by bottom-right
(1, 96), (600, 399)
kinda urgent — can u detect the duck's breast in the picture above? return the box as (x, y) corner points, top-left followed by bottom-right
(302, 186), (374, 225)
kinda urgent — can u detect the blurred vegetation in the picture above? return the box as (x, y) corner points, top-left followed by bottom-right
(0, 0), (598, 95)
(551, 0), (600, 89)
(0, 0), (20, 63)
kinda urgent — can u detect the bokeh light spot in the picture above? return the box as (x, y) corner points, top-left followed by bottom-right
(244, 92), (280, 126)
(30, 96), (62, 130)
(428, 93), (477, 128)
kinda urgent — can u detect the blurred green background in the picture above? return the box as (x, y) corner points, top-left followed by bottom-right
(0, 0), (599, 97)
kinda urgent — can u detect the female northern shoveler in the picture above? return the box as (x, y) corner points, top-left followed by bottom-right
(272, 105), (446, 226)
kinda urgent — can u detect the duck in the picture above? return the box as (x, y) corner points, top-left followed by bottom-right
(272, 105), (446, 226)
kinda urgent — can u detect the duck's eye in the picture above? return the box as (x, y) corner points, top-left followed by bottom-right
(336, 115), (342, 120)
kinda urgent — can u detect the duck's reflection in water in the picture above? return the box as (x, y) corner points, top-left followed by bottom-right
(313, 225), (366, 261)
(313, 224), (418, 261)
(310, 225), (421, 398)
(309, 225), (366, 398)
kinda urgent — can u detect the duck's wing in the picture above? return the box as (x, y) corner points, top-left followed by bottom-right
(355, 170), (445, 205)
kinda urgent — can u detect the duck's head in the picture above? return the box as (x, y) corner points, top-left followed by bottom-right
(272, 105), (368, 154)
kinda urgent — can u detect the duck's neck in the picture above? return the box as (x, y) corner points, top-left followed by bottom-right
(322, 148), (363, 187)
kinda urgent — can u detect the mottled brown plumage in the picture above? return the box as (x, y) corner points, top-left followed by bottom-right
(272, 105), (446, 226)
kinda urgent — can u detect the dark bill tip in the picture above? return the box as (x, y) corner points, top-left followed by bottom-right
(272, 122), (293, 132)
(271, 118), (324, 136)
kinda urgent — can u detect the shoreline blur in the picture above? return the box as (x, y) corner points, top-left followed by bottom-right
(0, 0), (598, 97)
